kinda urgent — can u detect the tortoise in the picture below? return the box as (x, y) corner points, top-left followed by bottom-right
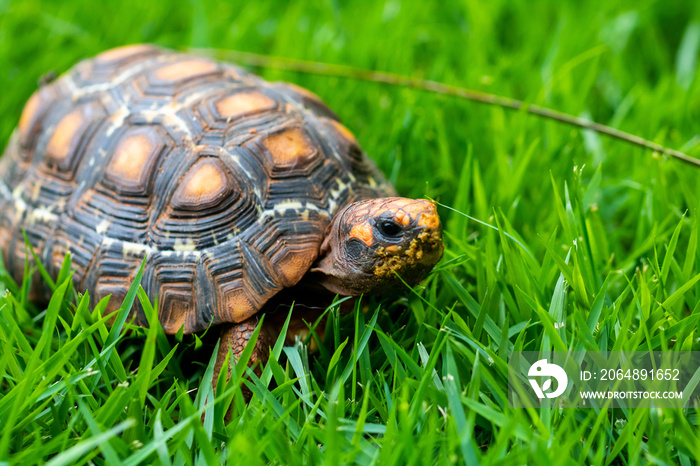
(0, 44), (444, 388)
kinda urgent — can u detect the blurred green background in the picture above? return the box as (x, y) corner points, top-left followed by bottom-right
(2, 0), (700, 463)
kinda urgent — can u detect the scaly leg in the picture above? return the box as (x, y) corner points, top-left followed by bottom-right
(213, 316), (273, 398)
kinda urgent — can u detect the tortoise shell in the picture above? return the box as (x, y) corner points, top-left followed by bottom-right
(0, 44), (395, 334)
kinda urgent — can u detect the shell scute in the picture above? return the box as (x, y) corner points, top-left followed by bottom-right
(104, 125), (167, 195)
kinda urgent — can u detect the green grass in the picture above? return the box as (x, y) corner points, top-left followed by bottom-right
(2, 0), (700, 464)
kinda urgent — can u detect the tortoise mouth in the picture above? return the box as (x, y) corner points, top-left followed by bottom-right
(372, 227), (444, 282)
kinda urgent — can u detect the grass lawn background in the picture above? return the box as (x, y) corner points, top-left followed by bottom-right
(1, 0), (700, 463)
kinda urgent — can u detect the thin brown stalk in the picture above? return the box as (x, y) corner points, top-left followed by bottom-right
(190, 47), (700, 169)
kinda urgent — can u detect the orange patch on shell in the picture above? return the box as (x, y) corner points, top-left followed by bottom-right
(160, 296), (191, 334)
(107, 133), (153, 183)
(19, 92), (40, 143)
(173, 159), (230, 208)
(272, 245), (318, 287)
(183, 161), (224, 200)
(223, 287), (257, 323)
(161, 305), (188, 333)
(46, 108), (84, 161)
(262, 127), (316, 168)
(155, 59), (218, 81)
(215, 92), (275, 119)
(350, 223), (374, 246)
(96, 44), (154, 62)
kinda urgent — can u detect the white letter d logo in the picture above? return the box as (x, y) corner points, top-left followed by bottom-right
(528, 359), (568, 399)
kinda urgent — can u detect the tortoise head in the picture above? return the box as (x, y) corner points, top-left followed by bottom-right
(311, 198), (444, 295)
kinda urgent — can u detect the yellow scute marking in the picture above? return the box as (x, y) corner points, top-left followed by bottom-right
(174, 238), (197, 252)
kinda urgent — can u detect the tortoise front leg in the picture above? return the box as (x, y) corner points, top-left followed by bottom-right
(213, 317), (273, 398)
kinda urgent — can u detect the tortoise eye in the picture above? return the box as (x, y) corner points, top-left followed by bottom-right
(377, 220), (403, 238)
